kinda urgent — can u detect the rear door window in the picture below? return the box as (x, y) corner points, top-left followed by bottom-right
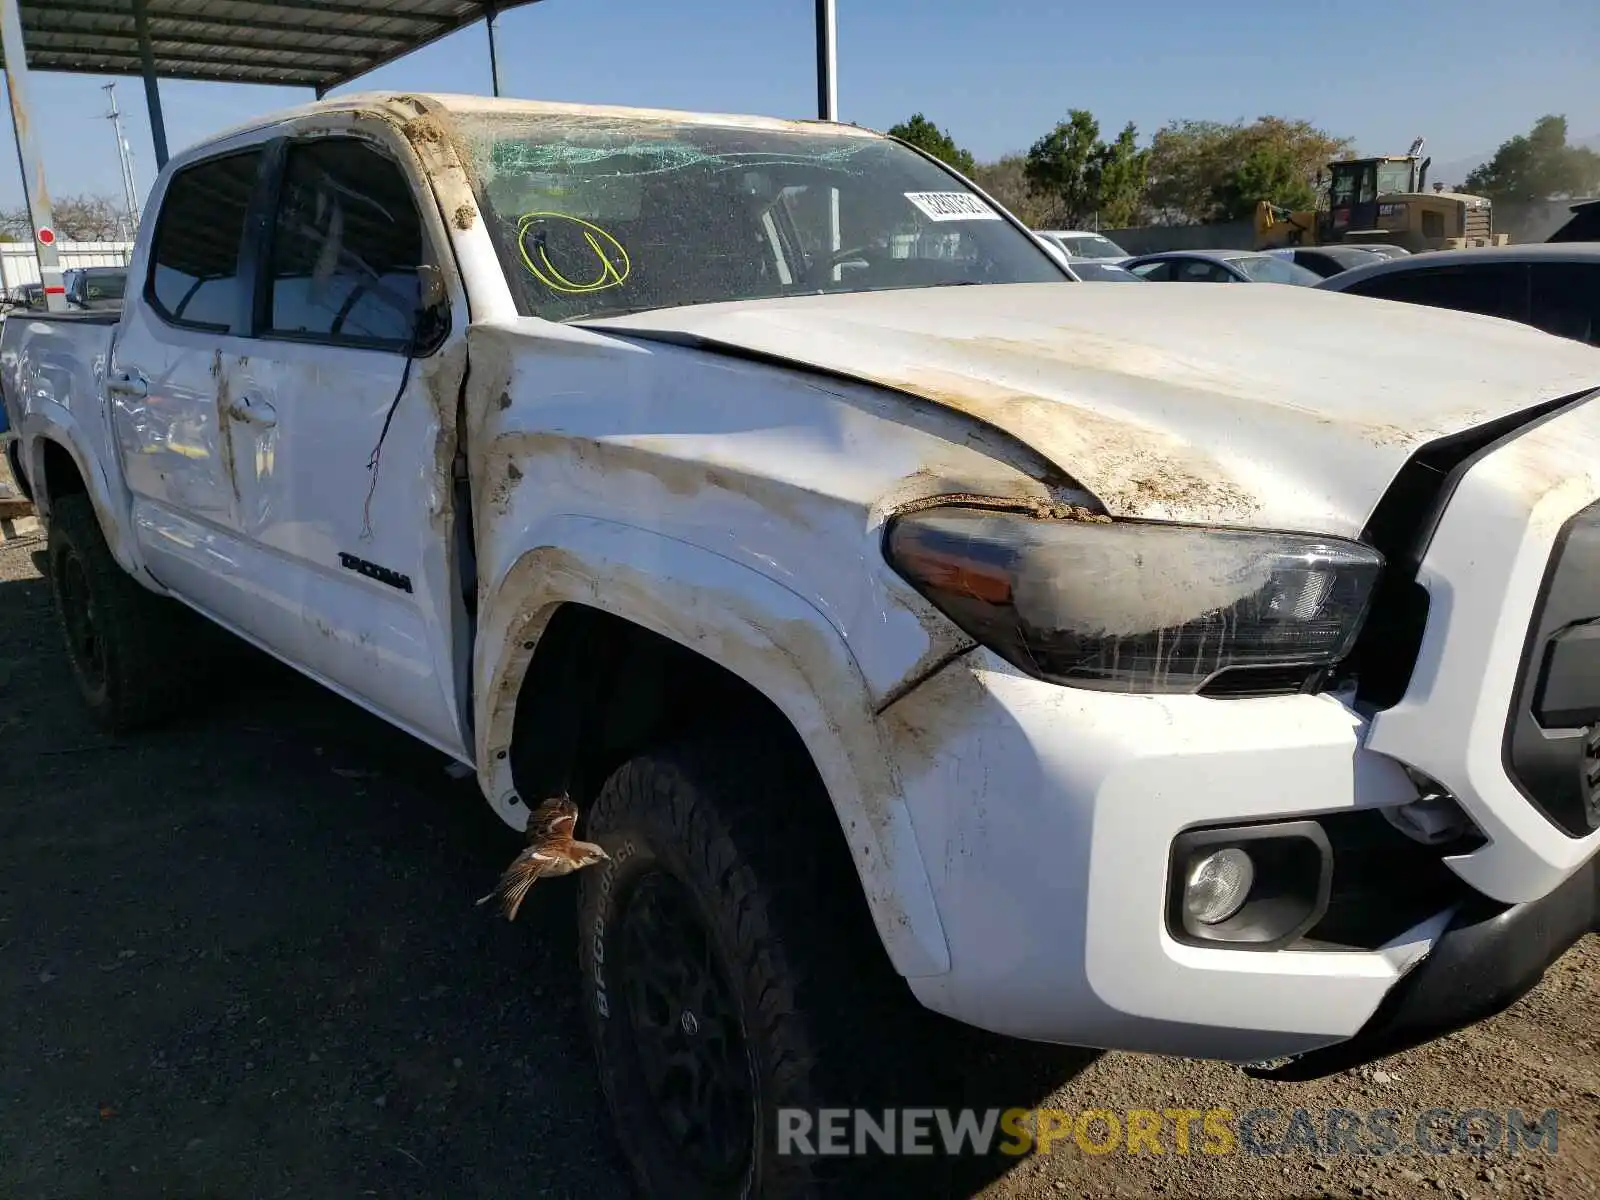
(147, 149), (264, 333)
(1528, 263), (1600, 346)
(1175, 259), (1232, 282)
(1129, 261), (1172, 280)
(1342, 263), (1528, 323)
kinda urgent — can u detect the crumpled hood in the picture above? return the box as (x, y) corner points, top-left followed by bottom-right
(583, 281), (1600, 536)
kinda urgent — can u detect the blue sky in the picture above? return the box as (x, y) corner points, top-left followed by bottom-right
(3, 0), (1597, 212)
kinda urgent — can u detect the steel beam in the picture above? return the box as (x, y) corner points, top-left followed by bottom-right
(18, 1), (412, 50)
(132, 0), (168, 169)
(27, 58), (326, 89)
(23, 17), (379, 61)
(814, 0), (836, 121)
(0, 0), (65, 311)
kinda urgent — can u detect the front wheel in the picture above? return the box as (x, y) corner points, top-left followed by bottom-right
(577, 738), (907, 1198)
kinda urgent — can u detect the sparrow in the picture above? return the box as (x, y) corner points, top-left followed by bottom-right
(476, 795), (609, 920)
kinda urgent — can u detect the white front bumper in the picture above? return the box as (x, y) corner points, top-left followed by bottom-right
(875, 391), (1600, 1062)
(881, 652), (1440, 1061)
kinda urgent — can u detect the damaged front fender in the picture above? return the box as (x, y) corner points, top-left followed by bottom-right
(473, 513), (953, 980)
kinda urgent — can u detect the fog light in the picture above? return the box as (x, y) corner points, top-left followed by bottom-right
(1184, 848), (1255, 925)
(1167, 821), (1332, 950)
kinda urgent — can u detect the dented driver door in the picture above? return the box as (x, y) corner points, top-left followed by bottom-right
(206, 131), (473, 761)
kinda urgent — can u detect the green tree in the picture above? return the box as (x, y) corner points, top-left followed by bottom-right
(1143, 119), (1233, 222)
(970, 154), (1054, 226)
(1209, 142), (1319, 220)
(1024, 110), (1149, 228)
(1144, 117), (1350, 223)
(886, 113), (977, 176)
(1464, 115), (1600, 202)
(1094, 122), (1149, 228)
(1024, 110), (1103, 225)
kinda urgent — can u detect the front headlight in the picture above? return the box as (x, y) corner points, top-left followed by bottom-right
(884, 505), (1384, 696)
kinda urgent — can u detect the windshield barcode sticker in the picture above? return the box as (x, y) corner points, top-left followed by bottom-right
(903, 192), (1001, 222)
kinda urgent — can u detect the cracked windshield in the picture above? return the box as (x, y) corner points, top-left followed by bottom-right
(459, 114), (1065, 320)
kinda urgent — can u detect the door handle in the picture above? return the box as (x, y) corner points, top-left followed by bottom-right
(105, 369), (147, 398)
(227, 393), (277, 428)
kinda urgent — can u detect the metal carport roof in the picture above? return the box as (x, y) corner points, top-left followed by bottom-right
(0, 0), (840, 310)
(10, 0), (543, 93)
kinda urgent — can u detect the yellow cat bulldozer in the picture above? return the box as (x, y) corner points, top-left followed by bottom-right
(1255, 139), (1510, 253)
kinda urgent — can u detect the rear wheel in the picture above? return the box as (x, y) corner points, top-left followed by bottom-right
(577, 737), (910, 1198)
(45, 493), (196, 734)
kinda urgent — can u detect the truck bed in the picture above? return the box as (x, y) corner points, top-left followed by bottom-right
(1, 307), (121, 325)
(0, 307), (120, 480)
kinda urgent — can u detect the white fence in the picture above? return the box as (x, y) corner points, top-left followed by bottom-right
(0, 240), (135, 293)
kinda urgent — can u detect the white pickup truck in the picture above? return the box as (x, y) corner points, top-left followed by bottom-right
(5, 91), (1600, 1195)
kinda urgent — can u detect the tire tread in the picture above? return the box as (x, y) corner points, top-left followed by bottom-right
(45, 493), (196, 734)
(579, 733), (912, 1198)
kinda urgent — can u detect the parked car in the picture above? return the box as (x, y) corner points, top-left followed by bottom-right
(8, 90), (1600, 1196)
(64, 265), (128, 311)
(1340, 242), (1414, 261)
(1266, 245), (1388, 279)
(1548, 198), (1600, 243)
(1035, 229), (1130, 261)
(1315, 243), (1600, 347)
(1123, 248), (1322, 285)
(5, 282), (45, 312)
(1061, 257), (1144, 281)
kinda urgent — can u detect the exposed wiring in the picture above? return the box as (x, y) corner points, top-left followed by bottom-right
(361, 332), (419, 542)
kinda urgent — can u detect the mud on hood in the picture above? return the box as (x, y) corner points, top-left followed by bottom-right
(581, 282), (1600, 536)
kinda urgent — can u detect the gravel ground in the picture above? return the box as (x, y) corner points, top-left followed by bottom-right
(1, 494), (1596, 1199)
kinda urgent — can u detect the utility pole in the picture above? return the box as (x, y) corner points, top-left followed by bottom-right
(103, 82), (141, 243)
(0, 0), (66, 311)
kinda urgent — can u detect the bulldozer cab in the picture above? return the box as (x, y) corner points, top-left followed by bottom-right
(1327, 156), (1420, 237)
(1253, 140), (1506, 252)
(1320, 150), (1504, 251)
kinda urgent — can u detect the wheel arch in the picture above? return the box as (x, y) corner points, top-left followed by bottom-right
(474, 515), (951, 980)
(22, 418), (144, 579)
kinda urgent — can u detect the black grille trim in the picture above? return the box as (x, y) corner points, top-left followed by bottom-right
(1341, 388), (1600, 711)
(1502, 500), (1600, 837)
(1294, 809), (1478, 951)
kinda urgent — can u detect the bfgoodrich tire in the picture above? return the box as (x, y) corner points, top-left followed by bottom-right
(45, 493), (195, 734)
(577, 737), (907, 1199)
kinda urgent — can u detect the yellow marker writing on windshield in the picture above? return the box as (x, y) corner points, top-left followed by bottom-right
(517, 212), (630, 295)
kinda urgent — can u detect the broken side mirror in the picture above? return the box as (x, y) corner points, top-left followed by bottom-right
(417, 263), (447, 312)
(412, 263), (452, 353)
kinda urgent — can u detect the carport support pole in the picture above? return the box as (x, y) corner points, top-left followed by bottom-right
(133, 0), (168, 170)
(814, 0), (840, 275)
(814, 0), (836, 120)
(0, 0), (65, 312)
(484, 1), (502, 97)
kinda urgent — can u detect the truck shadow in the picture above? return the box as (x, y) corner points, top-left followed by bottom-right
(859, 1013), (1100, 1196)
(0, 553), (1091, 1199)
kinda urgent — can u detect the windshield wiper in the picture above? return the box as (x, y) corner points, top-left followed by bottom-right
(563, 305), (653, 322)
